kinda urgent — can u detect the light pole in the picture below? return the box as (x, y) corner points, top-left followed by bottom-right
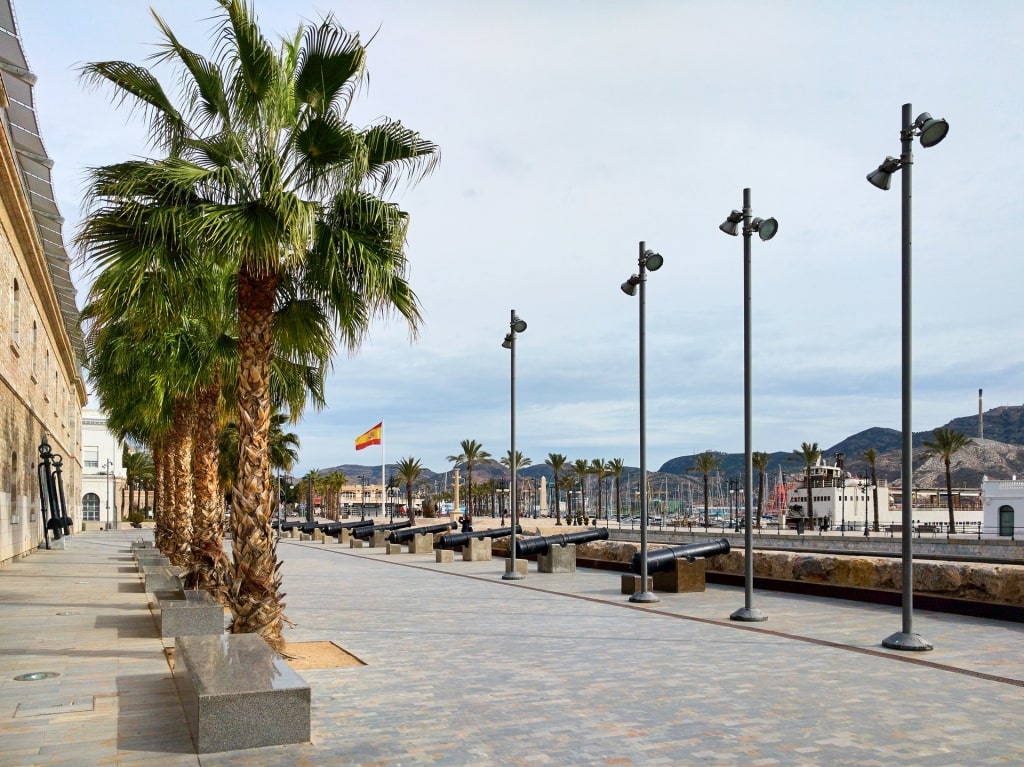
(503, 310), (527, 581)
(863, 480), (871, 537)
(720, 189), (776, 622)
(838, 452), (846, 535)
(359, 475), (367, 520)
(622, 241), (663, 603)
(104, 459), (113, 529)
(868, 103), (948, 652)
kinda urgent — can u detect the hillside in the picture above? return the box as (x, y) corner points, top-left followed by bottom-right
(310, 405), (1024, 490)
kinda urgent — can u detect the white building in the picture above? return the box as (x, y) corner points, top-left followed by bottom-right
(980, 476), (1021, 538)
(80, 409), (125, 529)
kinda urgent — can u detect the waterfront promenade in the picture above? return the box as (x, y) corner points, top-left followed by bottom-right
(1, 529), (1022, 766)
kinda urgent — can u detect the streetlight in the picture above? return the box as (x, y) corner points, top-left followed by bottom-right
(359, 475), (367, 520)
(502, 309), (527, 581)
(622, 241), (663, 604)
(863, 480), (871, 537)
(837, 452), (846, 535)
(720, 188), (776, 622)
(104, 459), (113, 530)
(868, 103), (948, 652)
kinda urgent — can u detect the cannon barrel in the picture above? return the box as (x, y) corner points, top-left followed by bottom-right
(630, 538), (730, 574)
(515, 528), (609, 557)
(320, 519), (375, 536)
(436, 525), (523, 550)
(388, 522), (454, 544)
(352, 519), (414, 539)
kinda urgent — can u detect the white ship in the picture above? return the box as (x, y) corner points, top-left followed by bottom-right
(784, 457), (983, 533)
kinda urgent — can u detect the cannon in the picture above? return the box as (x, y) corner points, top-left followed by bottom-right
(515, 527), (609, 557)
(630, 538), (730, 575)
(388, 522), (454, 544)
(352, 519), (413, 539)
(436, 525), (522, 550)
(320, 519), (375, 536)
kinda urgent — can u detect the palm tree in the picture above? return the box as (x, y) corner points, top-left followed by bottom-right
(687, 451), (722, 527)
(790, 442), (821, 530)
(447, 440), (491, 521)
(558, 474), (576, 525)
(572, 459), (590, 524)
(752, 451), (770, 528)
(607, 458), (625, 522)
(79, 3), (437, 651)
(545, 453), (568, 525)
(122, 448), (154, 518)
(862, 448), (880, 532)
(590, 459), (609, 523)
(394, 457), (424, 525)
(501, 450), (531, 521)
(922, 428), (974, 533)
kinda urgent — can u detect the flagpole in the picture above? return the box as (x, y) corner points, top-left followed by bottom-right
(380, 420), (386, 518)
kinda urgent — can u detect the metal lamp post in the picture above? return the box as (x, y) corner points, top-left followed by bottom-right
(863, 480), (871, 537)
(720, 189), (776, 622)
(868, 103), (948, 652)
(838, 452), (846, 535)
(503, 310), (527, 581)
(622, 241), (663, 604)
(359, 475), (367, 520)
(104, 459), (113, 529)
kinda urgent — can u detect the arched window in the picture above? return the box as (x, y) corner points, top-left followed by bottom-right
(999, 505), (1015, 537)
(82, 493), (101, 521)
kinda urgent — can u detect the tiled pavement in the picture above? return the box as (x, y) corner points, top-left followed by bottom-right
(1, 530), (1022, 766)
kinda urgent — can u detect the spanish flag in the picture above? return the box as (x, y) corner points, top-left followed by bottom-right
(355, 422), (383, 451)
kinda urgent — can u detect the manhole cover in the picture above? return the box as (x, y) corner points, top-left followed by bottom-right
(56, 611), (76, 616)
(14, 671), (60, 681)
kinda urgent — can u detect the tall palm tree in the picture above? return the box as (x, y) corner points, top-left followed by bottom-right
(790, 442), (821, 530)
(80, 3), (437, 651)
(862, 447), (880, 532)
(394, 456), (424, 525)
(607, 458), (625, 522)
(447, 440), (491, 521)
(501, 450), (531, 519)
(590, 459), (610, 523)
(545, 453), (568, 525)
(122, 448), (154, 518)
(688, 450), (723, 527)
(572, 459), (590, 524)
(752, 451), (770, 529)
(558, 474), (576, 524)
(922, 428), (974, 533)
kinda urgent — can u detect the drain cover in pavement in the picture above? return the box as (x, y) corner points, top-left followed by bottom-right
(13, 671), (60, 681)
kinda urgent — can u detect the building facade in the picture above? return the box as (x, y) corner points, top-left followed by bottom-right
(80, 409), (125, 529)
(980, 477), (1021, 538)
(0, 2), (86, 565)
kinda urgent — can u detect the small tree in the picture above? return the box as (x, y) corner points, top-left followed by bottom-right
(687, 451), (723, 527)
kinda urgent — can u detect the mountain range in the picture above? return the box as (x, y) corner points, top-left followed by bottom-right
(314, 404), (1024, 491)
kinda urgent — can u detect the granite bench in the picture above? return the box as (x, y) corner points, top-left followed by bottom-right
(159, 590), (225, 639)
(174, 633), (310, 753)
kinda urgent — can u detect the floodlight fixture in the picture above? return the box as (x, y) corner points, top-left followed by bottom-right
(719, 210), (743, 236)
(621, 275), (640, 296)
(751, 217), (779, 241)
(867, 156), (902, 191)
(644, 250), (664, 271)
(915, 112), (949, 148)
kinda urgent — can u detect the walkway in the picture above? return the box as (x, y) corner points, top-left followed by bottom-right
(1, 530), (1022, 766)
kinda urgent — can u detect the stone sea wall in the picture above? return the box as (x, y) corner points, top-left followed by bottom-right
(498, 535), (1024, 606)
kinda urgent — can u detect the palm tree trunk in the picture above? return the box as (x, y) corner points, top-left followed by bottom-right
(756, 470), (764, 528)
(153, 441), (167, 552)
(945, 460), (956, 532)
(168, 399), (195, 568)
(703, 474), (710, 527)
(229, 269), (285, 651)
(554, 471), (561, 525)
(871, 468), (880, 532)
(188, 380), (229, 597)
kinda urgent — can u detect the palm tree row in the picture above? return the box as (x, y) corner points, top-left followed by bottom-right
(77, 1), (437, 651)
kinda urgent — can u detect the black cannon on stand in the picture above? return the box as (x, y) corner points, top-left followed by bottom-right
(630, 538), (730, 575)
(436, 525), (522, 550)
(319, 519), (375, 536)
(387, 522), (454, 544)
(515, 527), (609, 557)
(351, 519), (413, 540)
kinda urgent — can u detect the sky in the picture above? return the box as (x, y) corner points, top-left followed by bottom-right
(14, 0), (1024, 477)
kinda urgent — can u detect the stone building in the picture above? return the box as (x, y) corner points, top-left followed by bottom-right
(980, 476), (1022, 538)
(0, 2), (86, 565)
